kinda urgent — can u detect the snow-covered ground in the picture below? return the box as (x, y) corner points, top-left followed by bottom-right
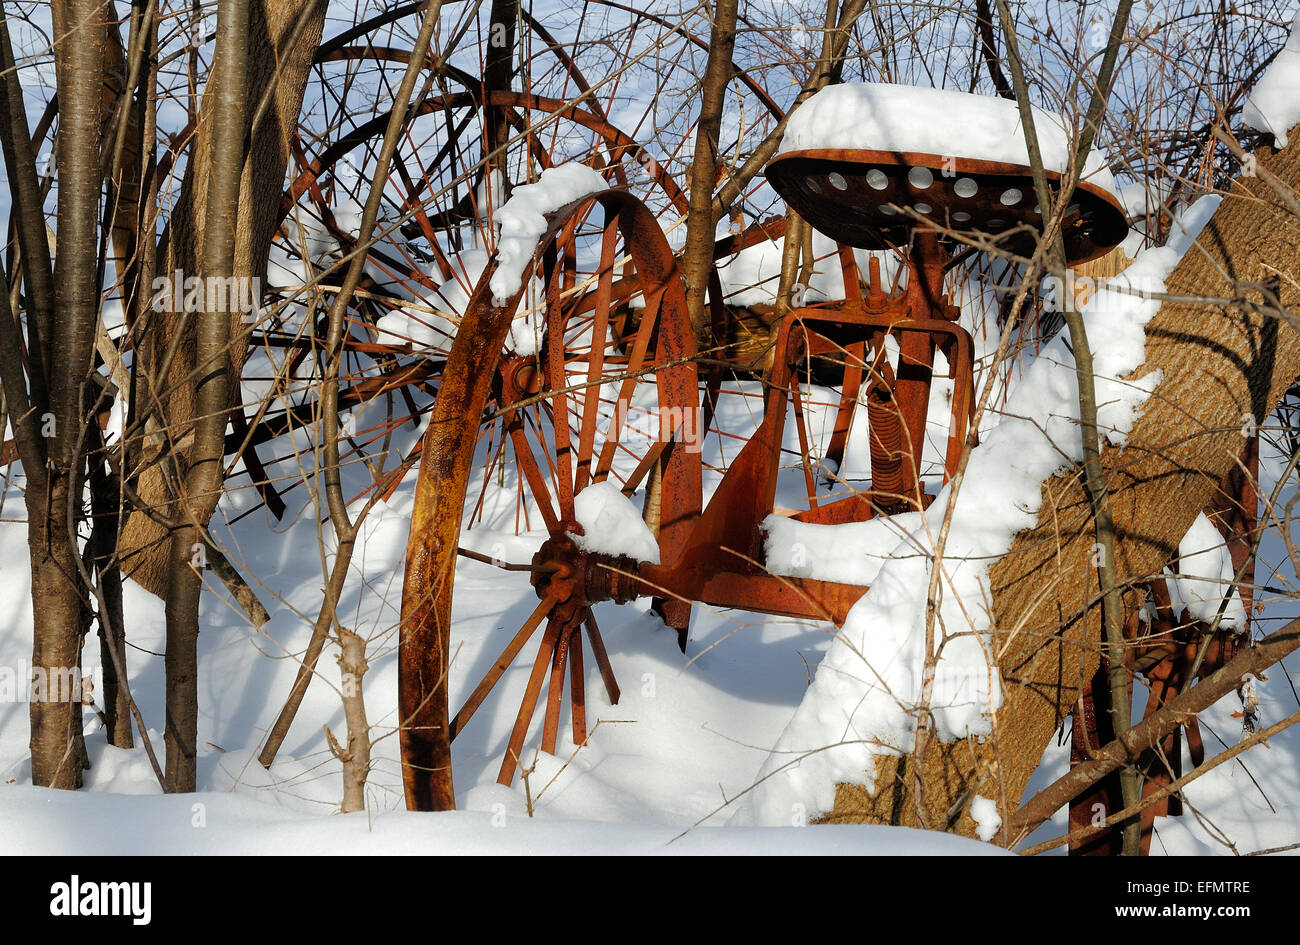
(0, 426), (1000, 853)
(2, 354), (1297, 855)
(0, 786), (1002, 855)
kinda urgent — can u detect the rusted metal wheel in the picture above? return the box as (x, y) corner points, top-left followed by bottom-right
(237, 27), (693, 522)
(399, 189), (702, 811)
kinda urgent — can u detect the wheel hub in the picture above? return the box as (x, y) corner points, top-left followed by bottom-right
(531, 526), (646, 608)
(498, 354), (543, 404)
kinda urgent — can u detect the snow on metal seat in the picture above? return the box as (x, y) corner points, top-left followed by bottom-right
(765, 83), (1128, 264)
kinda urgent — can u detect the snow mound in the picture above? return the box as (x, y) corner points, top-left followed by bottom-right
(762, 512), (924, 585)
(776, 83), (1117, 197)
(490, 164), (609, 305)
(969, 794), (1001, 842)
(1243, 11), (1300, 148)
(1168, 512), (1247, 631)
(736, 196), (1222, 827)
(0, 786), (1009, 855)
(572, 482), (660, 564)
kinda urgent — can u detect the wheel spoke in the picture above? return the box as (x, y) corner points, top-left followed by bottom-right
(468, 421), (502, 527)
(541, 621), (577, 754)
(569, 624), (588, 746)
(391, 149), (454, 280)
(618, 411), (680, 497)
(574, 216), (620, 493)
(298, 35), (709, 811)
(505, 411), (561, 534)
(449, 595), (557, 740)
(592, 282), (664, 483)
(498, 617), (562, 787)
(545, 254), (577, 522)
(583, 611), (620, 706)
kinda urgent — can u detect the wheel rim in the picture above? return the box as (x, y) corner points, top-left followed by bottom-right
(245, 33), (692, 522)
(398, 190), (700, 809)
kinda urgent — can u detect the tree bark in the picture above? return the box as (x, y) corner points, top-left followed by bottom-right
(336, 627), (371, 813)
(118, 0), (326, 600)
(26, 474), (91, 788)
(681, 0), (738, 337)
(91, 456), (132, 748)
(709, 0), (868, 221)
(161, 0), (253, 793)
(819, 134), (1300, 836)
(0, 17), (55, 385)
(483, 0), (518, 180)
(23, 0), (111, 790)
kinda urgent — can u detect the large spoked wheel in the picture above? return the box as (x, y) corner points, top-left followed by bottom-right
(243, 29), (693, 521)
(399, 190), (702, 810)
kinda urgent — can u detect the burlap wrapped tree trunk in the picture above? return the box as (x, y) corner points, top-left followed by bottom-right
(818, 134), (1300, 836)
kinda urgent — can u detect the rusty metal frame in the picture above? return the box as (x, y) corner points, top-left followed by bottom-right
(392, 112), (1237, 859)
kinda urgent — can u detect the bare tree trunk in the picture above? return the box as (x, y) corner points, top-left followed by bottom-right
(0, 17), (55, 374)
(769, 0), (844, 324)
(687, 0), (866, 340)
(709, 0), (868, 220)
(90, 455), (132, 748)
(102, 0), (145, 321)
(21, 0), (112, 790)
(118, 0), (327, 600)
(820, 133), (1300, 835)
(973, 0), (1012, 98)
(26, 481), (91, 788)
(161, 0), (250, 793)
(681, 0), (738, 337)
(335, 628), (371, 813)
(483, 0), (518, 190)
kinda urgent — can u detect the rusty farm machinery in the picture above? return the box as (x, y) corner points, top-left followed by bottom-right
(223, 18), (1259, 850)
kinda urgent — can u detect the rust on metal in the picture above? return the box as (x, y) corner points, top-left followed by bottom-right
(395, 114), (1235, 860)
(1068, 442), (1257, 853)
(766, 148), (1128, 264)
(399, 190), (701, 804)
(398, 194), (601, 811)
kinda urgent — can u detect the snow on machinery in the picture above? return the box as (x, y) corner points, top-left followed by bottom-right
(388, 77), (1255, 845)
(228, 19), (1257, 848)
